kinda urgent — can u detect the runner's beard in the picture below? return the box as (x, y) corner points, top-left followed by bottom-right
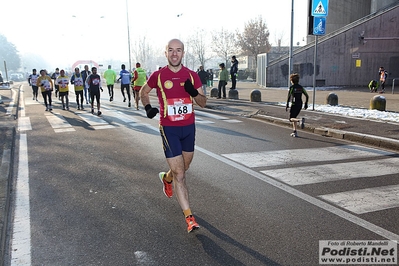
(168, 58), (182, 67)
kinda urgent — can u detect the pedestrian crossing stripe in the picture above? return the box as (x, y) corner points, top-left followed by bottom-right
(222, 145), (394, 168)
(196, 117), (215, 124)
(260, 157), (399, 186)
(195, 110), (242, 123)
(313, 1), (327, 15)
(195, 110), (229, 120)
(45, 113), (75, 133)
(39, 106), (240, 132)
(319, 185), (399, 214)
(109, 110), (141, 123)
(222, 145), (399, 214)
(77, 113), (115, 130)
(77, 113), (108, 126)
(225, 119), (242, 123)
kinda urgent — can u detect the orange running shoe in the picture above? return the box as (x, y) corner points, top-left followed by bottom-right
(159, 172), (173, 198)
(185, 215), (200, 233)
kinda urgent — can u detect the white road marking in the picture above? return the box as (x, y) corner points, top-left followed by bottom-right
(19, 87), (26, 117)
(319, 185), (399, 214)
(77, 113), (109, 125)
(11, 134), (31, 265)
(45, 113), (75, 132)
(222, 145), (394, 167)
(225, 119), (242, 123)
(24, 96), (40, 105)
(261, 158), (399, 185)
(105, 110), (141, 123)
(195, 117), (215, 124)
(6, 89), (17, 115)
(54, 128), (76, 133)
(195, 146), (399, 241)
(18, 117), (32, 131)
(93, 125), (116, 130)
(195, 110), (230, 120)
(195, 110), (242, 123)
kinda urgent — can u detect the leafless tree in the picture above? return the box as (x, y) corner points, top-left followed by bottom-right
(187, 29), (212, 70)
(131, 36), (152, 70)
(211, 28), (238, 67)
(272, 31), (287, 52)
(236, 16), (271, 67)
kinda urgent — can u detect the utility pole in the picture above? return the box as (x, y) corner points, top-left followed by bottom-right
(125, 0), (132, 72)
(288, 0), (294, 87)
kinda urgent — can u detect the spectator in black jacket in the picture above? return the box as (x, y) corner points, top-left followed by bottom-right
(197, 66), (208, 96)
(230, 55), (238, 90)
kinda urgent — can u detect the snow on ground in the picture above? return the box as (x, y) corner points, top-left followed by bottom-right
(277, 102), (399, 124)
(273, 86), (399, 124)
(314, 105), (399, 123)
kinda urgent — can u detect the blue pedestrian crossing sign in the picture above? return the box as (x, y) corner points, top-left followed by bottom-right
(312, 0), (329, 16)
(313, 16), (326, 35)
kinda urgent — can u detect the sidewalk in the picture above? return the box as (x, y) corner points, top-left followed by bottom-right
(205, 81), (399, 151)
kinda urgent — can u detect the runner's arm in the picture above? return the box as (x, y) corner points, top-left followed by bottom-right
(140, 83), (152, 107)
(193, 87), (207, 108)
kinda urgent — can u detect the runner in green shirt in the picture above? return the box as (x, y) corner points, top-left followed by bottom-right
(103, 65), (117, 101)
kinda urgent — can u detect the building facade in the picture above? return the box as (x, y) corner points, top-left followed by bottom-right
(259, 1), (399, 88)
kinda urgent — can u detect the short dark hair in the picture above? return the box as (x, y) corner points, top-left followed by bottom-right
(290, 73), (300, 84)
(219, 63), (225, 68)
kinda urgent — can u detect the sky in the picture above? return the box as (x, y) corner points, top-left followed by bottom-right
(0, 0), (309, 71)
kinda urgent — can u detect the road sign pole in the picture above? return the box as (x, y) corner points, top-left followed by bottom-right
(288, 0), (294, 87)
(312, 35), (318, 111)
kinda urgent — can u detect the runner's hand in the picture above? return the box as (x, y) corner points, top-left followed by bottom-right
(184, 79), (198, 97)
(145, 104), (159, 119)
(304, 103), (308, 110)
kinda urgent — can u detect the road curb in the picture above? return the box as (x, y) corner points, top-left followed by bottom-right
(0, 127), (15, 263)
(252, 114), (399, 151)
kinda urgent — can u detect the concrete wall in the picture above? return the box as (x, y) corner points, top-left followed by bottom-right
(265, 4), (399, 87)
(327, 0), (371, 33)
(371, 0), (398, 12)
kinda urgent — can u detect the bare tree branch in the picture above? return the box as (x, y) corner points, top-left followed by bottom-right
(211, 28), (238, 66)
(236, 16), (271, 66)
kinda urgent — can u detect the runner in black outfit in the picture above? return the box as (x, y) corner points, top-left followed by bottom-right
(85, 67), (103, 116)
(286, 73), (309, 137)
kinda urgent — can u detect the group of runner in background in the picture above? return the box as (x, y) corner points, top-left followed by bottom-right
(27, 64), (148, 115)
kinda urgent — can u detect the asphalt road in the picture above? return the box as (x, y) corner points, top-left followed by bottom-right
(4, 84), (398, 265)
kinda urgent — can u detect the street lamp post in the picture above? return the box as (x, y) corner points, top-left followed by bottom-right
(126, 0), (132, 72)
(288, 0), (294, 87)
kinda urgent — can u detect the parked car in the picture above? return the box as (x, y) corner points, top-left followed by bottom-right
(10, 73), (24, 82)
